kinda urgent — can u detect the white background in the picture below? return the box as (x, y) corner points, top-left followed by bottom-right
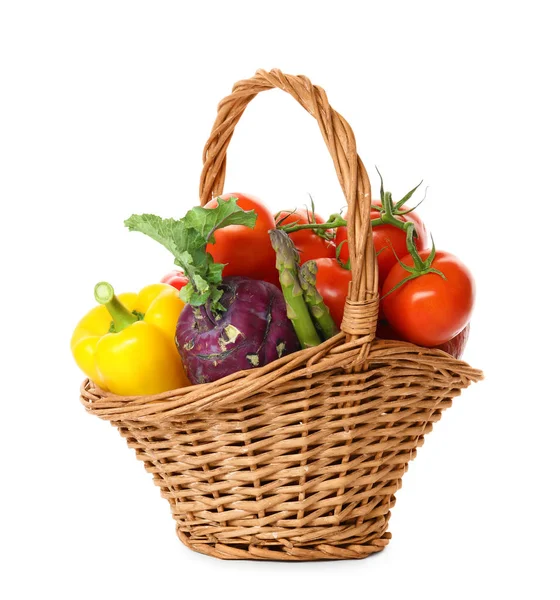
(1, 1), (559, 598)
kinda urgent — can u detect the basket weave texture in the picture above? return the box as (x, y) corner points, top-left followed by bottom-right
(80, 69), (483, 561)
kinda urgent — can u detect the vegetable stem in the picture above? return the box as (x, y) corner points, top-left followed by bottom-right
(299, 261), (339, 340)
(380, 235), (446, 300)
(94, 282), (140, 332)
(279, 214), (346, 235)
(269, 230), (322, 348)
(405, 223), (426, 270)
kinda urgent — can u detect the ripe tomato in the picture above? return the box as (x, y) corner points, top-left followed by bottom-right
(206, 193), (279, 286)
(276, 209), (336, 264)
(335, 201), (429, 287)
(376, 319), (470, 359)
(311, 258), (352, 328)
(160, 269), (188, 291)
(381, 250), (475, 347)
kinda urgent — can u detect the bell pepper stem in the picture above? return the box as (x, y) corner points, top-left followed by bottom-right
(94, 282), (139, 333)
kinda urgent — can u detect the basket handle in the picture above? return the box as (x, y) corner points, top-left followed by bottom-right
(199, 68), (379, 339)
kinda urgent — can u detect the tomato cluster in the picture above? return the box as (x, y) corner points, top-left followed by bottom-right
(160, 192), (475, 359)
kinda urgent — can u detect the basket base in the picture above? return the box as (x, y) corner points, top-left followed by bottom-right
(176, 526), (391, 561)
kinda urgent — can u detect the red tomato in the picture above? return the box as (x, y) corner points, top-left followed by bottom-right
(335, 201), (429, 288)
(160, 269), (188, 291)
(376, 319), (470, 359)
(206, 193), (279, 286)
(311, 258), (352, 328)
(381, 250), (475, 347)
(276, 209), (336, 264)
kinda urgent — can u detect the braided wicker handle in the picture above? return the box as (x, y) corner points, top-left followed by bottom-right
(200, 69), (379, 338)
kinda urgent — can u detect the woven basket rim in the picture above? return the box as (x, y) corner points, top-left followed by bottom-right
(81, 336), (483, 422)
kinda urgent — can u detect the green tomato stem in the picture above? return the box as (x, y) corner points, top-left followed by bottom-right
(278, 214), (346, 235)
(405, 223), (426, 270)
(277, 192), (416, 240)
(380, 235), (447, 300)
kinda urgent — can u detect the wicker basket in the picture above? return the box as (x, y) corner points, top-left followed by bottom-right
(80, 69), (483, 561)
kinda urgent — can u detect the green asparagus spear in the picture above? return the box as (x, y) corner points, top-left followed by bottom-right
(299, 260), (340, 340)
(269, 230), (322, 348)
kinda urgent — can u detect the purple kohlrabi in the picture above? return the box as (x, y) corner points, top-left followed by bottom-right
(175, 276), (300, 384)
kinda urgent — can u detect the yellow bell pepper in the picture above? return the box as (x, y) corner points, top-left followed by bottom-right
(71, 282), (190, 396)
